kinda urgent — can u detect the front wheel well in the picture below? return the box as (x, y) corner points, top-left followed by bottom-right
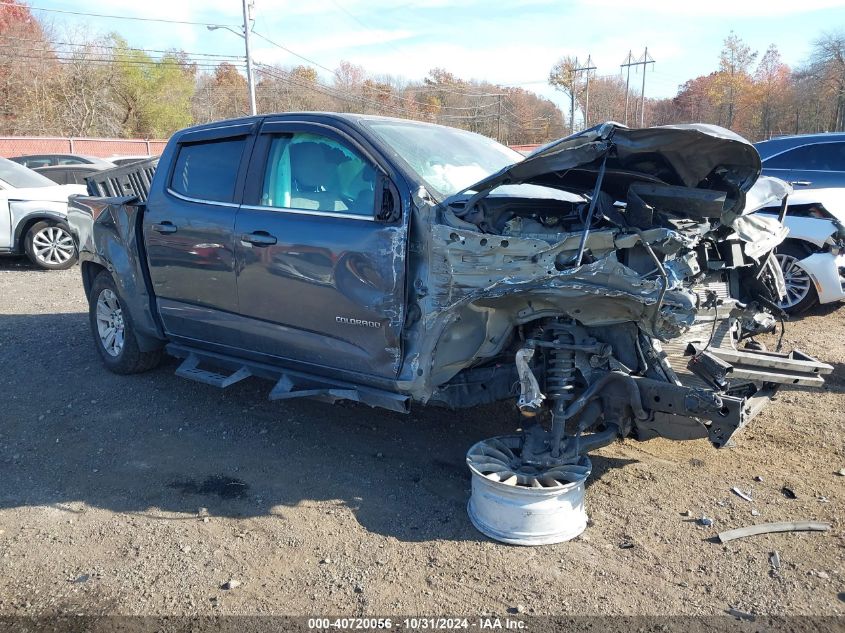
(81, 261), (108, 301)
(777, 239), (814, 258)
(14, 215), (66, 253)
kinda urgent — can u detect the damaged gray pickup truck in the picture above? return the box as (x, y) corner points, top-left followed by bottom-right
(69, 114), (831, 481)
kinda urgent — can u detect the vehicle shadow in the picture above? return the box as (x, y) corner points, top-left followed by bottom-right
(0, 312), (640, 544)
(0, 254), (46, 272)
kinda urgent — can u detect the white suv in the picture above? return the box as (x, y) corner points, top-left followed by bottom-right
(0, 157), (86, 269)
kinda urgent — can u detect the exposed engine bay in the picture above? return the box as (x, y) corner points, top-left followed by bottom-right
(402, 122), (832, 481)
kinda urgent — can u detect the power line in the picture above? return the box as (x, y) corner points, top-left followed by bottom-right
(620, 47), (655, 126)
(0, 35), (245, 60)
(2, 51), (241, 71)
(0, 46), (244, 65)
(0, 1), (236, 27)
(255, 64), (411, 118)
(250, 29), (336, 76)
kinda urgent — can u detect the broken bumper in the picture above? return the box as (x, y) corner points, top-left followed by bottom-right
(633, 345), (832, 448)
(798, 251), (845, 305)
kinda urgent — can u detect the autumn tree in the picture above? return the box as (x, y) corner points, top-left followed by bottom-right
(193, 62), (248, 123)
(753, 45), (792, 139)
(0, 0), (58, 134)
(549, 55), (586, 133)
(108, 36), (194, 137)
(713, 31), (757, 130)
(580, 76), (627, 126)
(806, 31), (845, 131)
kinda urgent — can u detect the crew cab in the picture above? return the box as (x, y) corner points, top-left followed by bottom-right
(68, 114), (831, 477)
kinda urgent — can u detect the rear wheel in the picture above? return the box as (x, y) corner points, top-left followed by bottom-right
(89, 271), (162, 374)
(25, 220), (78, 270)
(775, 242), (818, 314)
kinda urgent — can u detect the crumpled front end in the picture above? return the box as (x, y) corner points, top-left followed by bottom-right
(401, 122), (831, 471)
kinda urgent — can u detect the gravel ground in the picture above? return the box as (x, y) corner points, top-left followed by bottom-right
(0, 255), (843, 618)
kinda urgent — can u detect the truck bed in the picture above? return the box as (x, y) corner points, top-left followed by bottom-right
(85, 158), (159, 202)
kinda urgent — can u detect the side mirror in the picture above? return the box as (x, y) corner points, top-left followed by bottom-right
(376, 176), (401, 223)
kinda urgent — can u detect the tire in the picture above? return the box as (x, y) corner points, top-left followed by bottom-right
(774, 242), (818, 314)
(88, 271), (163, 374)
(24, 220), (78, 270)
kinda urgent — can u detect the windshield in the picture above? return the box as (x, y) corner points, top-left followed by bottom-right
(361, 120), (522, 198)
(0, 157), (55, 189)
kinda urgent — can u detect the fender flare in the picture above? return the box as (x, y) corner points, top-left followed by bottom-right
(12, 210), (70, 252)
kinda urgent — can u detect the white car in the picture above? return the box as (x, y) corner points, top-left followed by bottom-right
(0, 157), (86, 269)
(762, 188), (845, 313)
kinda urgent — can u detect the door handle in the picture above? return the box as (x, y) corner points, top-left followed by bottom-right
(789, 180), (812, 186)
(152, 221), (177, 234)
(240, 231), (277, 246)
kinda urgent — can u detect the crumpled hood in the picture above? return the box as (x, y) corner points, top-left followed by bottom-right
(450, 122), (762, 218)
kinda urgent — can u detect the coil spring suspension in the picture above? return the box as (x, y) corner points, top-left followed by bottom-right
(546, 325), (578, 406)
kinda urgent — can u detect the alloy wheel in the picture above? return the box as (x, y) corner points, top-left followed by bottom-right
(96, 289), (125, 357)
(776, 252), (812, 310)
(31, 225), (75, 266)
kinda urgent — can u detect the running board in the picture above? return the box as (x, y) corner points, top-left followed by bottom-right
(175, 353), (252, 388)
(689, 345), (832, 387)
(165, 344), (410, 414)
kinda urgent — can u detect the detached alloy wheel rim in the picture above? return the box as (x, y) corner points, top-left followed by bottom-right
(96, 289), (125, 357)
(776, 253), (811, 309)
(32, 225), (75, 266)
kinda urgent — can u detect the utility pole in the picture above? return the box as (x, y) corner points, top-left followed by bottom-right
(574, 55), (596, 128)
(620, 48), (654, 128)
(621, 50), (634, 125)
(496, 94), (502, 142)
(242, 0), (257, 116)
(569, 56), (578, 134)
(639, 46), (654, 127)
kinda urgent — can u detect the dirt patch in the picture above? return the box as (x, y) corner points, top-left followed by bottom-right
(0, 255), (842, 617)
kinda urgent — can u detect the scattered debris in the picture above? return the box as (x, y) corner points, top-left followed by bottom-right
(810, 570), (830, 580)
(817, 496), (829, 503)
(769, 551), (781, 569)
(698, 516), (714, 527)
(754, 475), (764, 482)
(71, 574), (89, 584)
(221, 579), (241, 590)
(508, 605), (526, 614)
(619, 540), (635, 549)
(751, 509), (760, 517)
(732, 487), (753, 502)
(717, 521), (831, 543)
(180, 546), (191, 554)
(681, 510), (692, 517)
(320, 557), (331, 565)
(726, 607), (756, 621)
(354, 583), (365, 593)
(836, 468), (845, 477)
(781, 487), (797, 499)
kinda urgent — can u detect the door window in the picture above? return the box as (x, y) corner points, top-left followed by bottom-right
(765, 142), (845, 171)
(170, 137), (246, 203)
(259, 133), (376, 217)
(23, 158), (51, 168)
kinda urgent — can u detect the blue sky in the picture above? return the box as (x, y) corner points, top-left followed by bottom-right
(32, 0), (845, 110)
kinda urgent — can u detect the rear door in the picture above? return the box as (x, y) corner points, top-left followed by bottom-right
(232, 120), (407, 378)
(143, 122), (255, 348)
(763, 142), (845, 188)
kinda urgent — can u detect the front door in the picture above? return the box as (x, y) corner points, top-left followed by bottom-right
(143, 125), (252, 348)
(233, 121), (407, 379)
